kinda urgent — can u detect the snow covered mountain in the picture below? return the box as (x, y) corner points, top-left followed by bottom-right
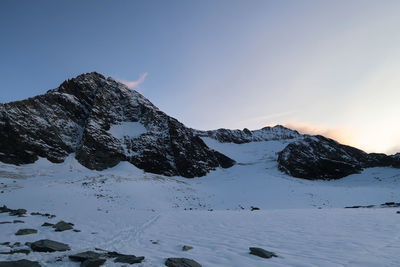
(198, 128), (400, 179)
(0, 72), (399, 180)
(0, 72), (234, 178)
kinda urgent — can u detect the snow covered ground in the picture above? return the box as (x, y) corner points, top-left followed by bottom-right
(1, 139), (400, 266)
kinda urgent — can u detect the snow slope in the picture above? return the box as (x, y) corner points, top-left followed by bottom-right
(108, 122), (148, 140)
(1, 139), (400, 266)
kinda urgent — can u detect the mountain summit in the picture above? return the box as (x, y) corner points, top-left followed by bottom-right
(0, 72), (235, 177)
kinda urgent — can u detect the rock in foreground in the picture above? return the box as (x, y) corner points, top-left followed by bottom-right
(81, 258), (106, 267)
(69, 251), (102, 262)
(15, 229), (37, 236)
(52, 221), (73, 232)
(0, 259), (40, 267)
(182, 245), (193, 251)
(30, 239), (70, 252)
(114, 255), (145, 264)
(249, 247), (277, 259)
(165, 257), (201, 267)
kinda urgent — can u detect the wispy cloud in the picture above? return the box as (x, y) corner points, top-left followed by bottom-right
(120, 72), (148, 89)
(284, 120), (355, 146)
(240, 110), (297, 125)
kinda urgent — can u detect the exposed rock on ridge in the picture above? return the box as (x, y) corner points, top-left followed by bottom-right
(278, 135), (400, 180)
(0, 72), (234, 178)
(194, 125), (299, 144)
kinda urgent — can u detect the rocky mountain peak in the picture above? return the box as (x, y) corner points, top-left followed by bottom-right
(0, 72), (234, 177)
(49, 72), (105, 103)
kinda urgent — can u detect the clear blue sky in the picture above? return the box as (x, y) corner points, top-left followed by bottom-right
(1, 0), (400, 154)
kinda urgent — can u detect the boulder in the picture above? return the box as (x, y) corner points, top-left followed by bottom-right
(249, 247), (277, 259)
(80, 259), (106, 267)
(381, 202), (400, 207)
(10, 209), (27, 216)
(15, 229), (37, 235)
(10, 242), (21, 248)
(0, 205), (11, 213)
(30, 239), (70, 252)
(0, 249), (30, 255)
(52, 221), (73, 231)
(345, 205), (374, 209)
(182, 245), (193, 251)
(0, 259), (40, 267)
(69, 251), (102, 262)
(114, 255), (145, 264)
(165, 258), (201, 267)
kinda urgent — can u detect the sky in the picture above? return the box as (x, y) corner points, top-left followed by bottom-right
(1, 0), (400, 154)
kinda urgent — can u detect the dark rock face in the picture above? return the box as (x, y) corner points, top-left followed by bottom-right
(165, 258), (202, 267)
(30, 239), (70, 252)
(0, 259), (40, 267)
(0, 72), (234, 178)
(278, 135), (400, 180)
(249, 247), (277, 259)
(0, 73), (101, 165)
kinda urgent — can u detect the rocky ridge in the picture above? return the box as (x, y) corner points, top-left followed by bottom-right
(277, 135), (400, 180)
(194, 125), (300, 144)
(197, 126), (400, 180)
